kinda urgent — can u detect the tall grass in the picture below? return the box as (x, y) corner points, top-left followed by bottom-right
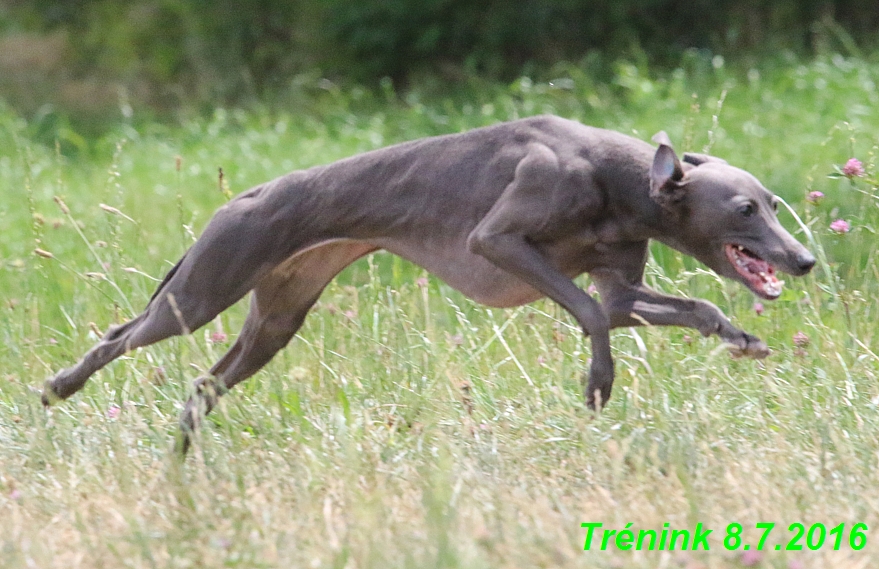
(2, 54), (879, 568)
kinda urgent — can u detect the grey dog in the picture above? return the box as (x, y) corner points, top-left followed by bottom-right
(42, 115), (816, 451)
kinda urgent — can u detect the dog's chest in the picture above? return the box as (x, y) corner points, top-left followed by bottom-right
(539, 218), (648, 275)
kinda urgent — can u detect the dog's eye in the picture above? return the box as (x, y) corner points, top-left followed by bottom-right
(771, 200), (779, 213)
(739, 203), (756, 217)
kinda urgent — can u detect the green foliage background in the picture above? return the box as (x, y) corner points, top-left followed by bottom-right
(1, 0), (877, 114)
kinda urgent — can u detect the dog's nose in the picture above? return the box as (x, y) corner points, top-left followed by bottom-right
(796, 252), (816, 273)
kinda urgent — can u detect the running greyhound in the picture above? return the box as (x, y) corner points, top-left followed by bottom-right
(41, 115), (816, 452)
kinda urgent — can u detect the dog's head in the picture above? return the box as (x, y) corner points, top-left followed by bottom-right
(649, 132), (815, 300)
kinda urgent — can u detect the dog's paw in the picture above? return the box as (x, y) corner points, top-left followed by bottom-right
(40, 380), (60, 407)
(583, 357), (614, 410)
(726, 333), (770, 359)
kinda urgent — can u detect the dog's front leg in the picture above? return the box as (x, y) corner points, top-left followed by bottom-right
(468, 231), (614, 408)
(592, 270), (769, 358)
(467, 145), (619, 407)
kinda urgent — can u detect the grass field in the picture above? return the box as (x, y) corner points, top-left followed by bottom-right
(2, 54), (879, 568)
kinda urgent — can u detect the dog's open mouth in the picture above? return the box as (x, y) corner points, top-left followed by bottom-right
(724, 244), (783, 299)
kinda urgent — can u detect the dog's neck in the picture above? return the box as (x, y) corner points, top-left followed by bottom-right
(592, 149), (683, 243)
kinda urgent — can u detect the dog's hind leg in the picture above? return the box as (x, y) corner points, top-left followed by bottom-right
(41, 259), (216, 405)
(42, 199), (303, 405)
(41, 260), (250, 406)
(42, 310), (169, 405)
(176, 240), (377, 453)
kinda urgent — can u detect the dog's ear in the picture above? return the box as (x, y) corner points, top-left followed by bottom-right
(650, 131), (687, 210)
(682, 152), (728, 166)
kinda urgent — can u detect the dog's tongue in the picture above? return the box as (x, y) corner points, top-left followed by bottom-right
(726, 245), (783, 298)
